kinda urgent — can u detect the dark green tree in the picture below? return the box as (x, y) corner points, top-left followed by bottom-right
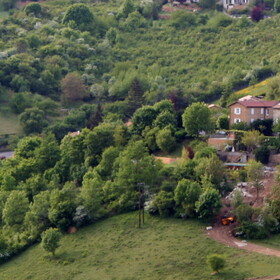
(62, 4), (94, 30)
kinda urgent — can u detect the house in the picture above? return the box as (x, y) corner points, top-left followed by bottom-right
(229, 99), (279, 126)
(223, 0), (249, 10)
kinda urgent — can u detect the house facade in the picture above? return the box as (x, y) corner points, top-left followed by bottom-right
(229, 100), (278, 126)
(223, 0), (249, 9)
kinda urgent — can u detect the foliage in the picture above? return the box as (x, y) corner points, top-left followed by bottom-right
(195, 187), (222, 219)
(169, 11), (197, 29)
(174, 179), (201, 217)
(250, 6), (264, 22)
(62, 4), (94, 30)
(25, 3), (42, 16)
(156, 127), (176, 153)
(182, 102), (214, 137)
(246, 160), (264, 200)
(207, 254), (226, 273)
(41, 228), (62, 256)
(241, 130), (263, 153)
(255, 145), (270, 164)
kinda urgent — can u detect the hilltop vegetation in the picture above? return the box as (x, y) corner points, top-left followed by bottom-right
(1, 0), (280, 139)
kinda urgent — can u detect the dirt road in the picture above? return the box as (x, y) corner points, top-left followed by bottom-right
(207, 224), (280, 257)
(207, 224), (280, 279)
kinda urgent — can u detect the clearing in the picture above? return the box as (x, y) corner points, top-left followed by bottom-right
(1, 213), (280, 280)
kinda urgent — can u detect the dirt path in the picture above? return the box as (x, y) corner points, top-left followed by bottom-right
(207, 224), (280, 279)
(207, 224), (280, 257)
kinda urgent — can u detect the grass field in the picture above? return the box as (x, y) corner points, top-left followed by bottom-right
(1, 212), (280, 280)
(0, 108), (21, 135)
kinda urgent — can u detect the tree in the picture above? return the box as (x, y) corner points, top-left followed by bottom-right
(3, 190), (29, 228)
(19, 107), (48, 134)
(174, 179), (201, 217)
(241, 130), (263, 153)
(126, 78), (145, 115)
(62, 4), (94, 30)
(195, 188), (222, 219)
(195, 154), (225, 187)
(207, 254), (226, 274)
(0, 0), (17, 10)
(153, 111), (177, 129)
(156, 127), (177, 153)
(199, 0), (216, 9)
(25, 3), (41, 16)
(81, 174), (106, 220)
(216, 115), (229, 130)
(61, 73), (88, 105)
(24, 191), (51, 240)
(48, 183), (78, 231)
(250, 6), (264, 22)
(169, 10), (196, 29)
(41, 228), (62, 256)
(132, 106), (157, 135)
(182, 102), (214, 137)
(118, 0), (135, 18)
(246, 160), (264, 200)
(152, 191), (175, 216)
(255, 145), (270, 164)
(275, 0), (280, 12)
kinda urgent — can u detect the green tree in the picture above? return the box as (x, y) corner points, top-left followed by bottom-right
(25, 3), (41, 16)
(3, 190), (29, 228)
(241, 130), (263, 153)
(275, 0), (280, 12)
(174, 179), (201, 217)
(152, 191), (175, 216)
(81, 174), (105, 220)
(234, 203), (254, 222)
(62, 4), (94, 30)
(153, 111), (177, 129)
(41, 228), (62, 256)
(195, 154), (225, 186)
(19, 107), (48, 134)
(24, 191), (51, 240)
(48, 183), (78, 231)
(195, 187), (222, 219)
(169, 10), (197, 29)
(207, 254), (226, 274)
(216, 115), (229, 130)
(156, 127), (176, 153)
(132, 106), (157, 135)
(246, 160), (264, 200)
(118, 0), (135, 18)
(182, 102), (214, 137)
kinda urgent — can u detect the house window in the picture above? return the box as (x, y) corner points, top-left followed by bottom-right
(251, 118), (255, 123)
(234, 118), (241, 123)
(261, 108), (264, 114)
(266, 109), (269, 116)
(234, 108), (241, 115)
(251, 108), (254, 115)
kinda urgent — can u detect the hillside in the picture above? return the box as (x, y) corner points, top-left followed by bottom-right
(1, 212), (280, 280)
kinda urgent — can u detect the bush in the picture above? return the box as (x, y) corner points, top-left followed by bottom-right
(207, 254), (226, 273)
(25, 3), (41, 16)
(255, 146), (270, 164)
(237, 222), (268, 239)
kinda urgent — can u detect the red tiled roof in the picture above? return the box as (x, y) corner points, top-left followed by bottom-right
(273, 103), (280, 109)
(230, 100), (279, 108)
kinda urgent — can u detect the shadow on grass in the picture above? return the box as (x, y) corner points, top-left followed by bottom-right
(209, 269), (248, 280)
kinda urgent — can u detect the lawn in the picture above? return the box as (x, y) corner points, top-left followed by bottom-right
(1, 212), (280, 280)
(0, 109), (21, 135)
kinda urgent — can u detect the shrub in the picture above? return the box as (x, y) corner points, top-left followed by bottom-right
(207, 254), (226, 273)
(255, 145), (270, 164)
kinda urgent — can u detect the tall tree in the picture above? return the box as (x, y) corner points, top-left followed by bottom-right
(182, 102), (214, 137)
(246, 160), (264, 200)
(61, 73), (87, 105)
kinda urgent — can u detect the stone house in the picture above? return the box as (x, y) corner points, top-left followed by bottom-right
(229, 99), (279, 126)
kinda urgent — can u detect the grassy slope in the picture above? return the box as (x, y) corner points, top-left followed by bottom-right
(1, 213), (280, 280)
